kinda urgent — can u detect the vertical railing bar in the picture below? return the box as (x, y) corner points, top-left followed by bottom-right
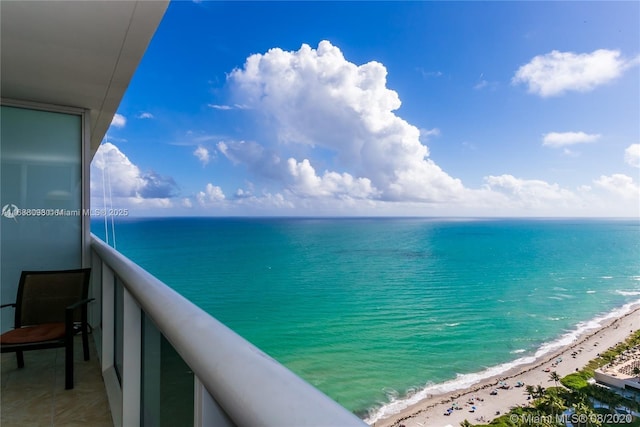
(101, 260), (115, 374)
(122, 287), (142, 427)
(194, 376), (236, 427)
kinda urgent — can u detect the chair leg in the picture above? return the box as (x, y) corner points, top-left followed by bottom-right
(65, 340), (74, 389)
(81, 307), (90, 361)
(16, 351), (24, 368)
(65, 326), (74, 390)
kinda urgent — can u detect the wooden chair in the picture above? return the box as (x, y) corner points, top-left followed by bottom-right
(0, 268), (93, 389)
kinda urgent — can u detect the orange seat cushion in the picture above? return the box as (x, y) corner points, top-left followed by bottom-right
(0, 323), (66, 344)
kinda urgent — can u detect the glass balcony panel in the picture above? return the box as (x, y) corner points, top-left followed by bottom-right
(141, 313), (194, 427)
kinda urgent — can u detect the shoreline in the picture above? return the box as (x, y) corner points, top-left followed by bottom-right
(371, 301), (640, 427)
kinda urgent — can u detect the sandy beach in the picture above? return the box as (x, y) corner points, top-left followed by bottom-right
(373, 304), (640, 427)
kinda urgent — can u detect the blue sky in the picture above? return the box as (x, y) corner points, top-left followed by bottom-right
(91, 1), (640, 217)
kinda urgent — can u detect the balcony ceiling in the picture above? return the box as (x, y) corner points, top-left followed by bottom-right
(1, 1), (168, 156)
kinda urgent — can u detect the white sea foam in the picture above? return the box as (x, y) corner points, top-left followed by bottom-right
(600, 276), (613, 279)
(586, 290), (596, 294)
(510, 349), (526, 354)
(617, 290), (640, 296)
(364, 299), (640, 425)
(445, 322), (461, 327)
(365, 354), (538, 424)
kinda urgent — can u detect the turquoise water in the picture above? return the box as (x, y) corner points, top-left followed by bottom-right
(92, 218), (640, 419)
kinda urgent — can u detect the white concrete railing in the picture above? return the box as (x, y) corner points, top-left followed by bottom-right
(90, 234), (367, 427)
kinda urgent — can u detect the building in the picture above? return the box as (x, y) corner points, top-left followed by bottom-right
(0, 2), (366, 426)
(594, 347), (640, 393)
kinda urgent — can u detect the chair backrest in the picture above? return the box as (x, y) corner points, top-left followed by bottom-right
(15, 268), (91, 327)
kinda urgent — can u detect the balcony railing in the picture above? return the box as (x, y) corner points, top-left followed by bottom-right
(90, 234), (367, 427)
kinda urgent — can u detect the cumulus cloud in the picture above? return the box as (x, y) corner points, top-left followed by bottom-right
(196, 183), (226, 205)
(594, 174), (639, 199)
(218, 140), (285, 180)
(193, 145), (210, 165)
(287, 158), (379, 199)
(228, 40), (465, 202)
(137, 112), (154, 119)
(542, 131), (601, 147)
(512, 49), (637, 97)
(625, 144), (640, 168)
(91, 142), (178, 208)
(484, 174), (578, 208)
(111, 113), (126, 128)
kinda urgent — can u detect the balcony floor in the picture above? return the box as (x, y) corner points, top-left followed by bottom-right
(1, 335), (113, 426)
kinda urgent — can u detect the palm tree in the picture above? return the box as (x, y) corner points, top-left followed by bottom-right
(549, 371), (561, 388)
(525, 384), (536, 401)
(573, 401), (603, 427)
(569, 389), (591, 408)
(535, 385), (546, 399)
(536, 392), (566, 419)
(459, 420), (473, 427)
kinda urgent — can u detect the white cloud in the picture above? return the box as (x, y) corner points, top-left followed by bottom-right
(217, 140), (285, 180)
(137, 112), (154, 119)
(542, 131), (601, 147)
(231, 190), (295, 211)
(208, 103), (250, 111)
(196, 183), (226, 206)
(286, 158), (379, 199)
(208, 104), (233, 110)
(189, 41), (639, 217)
(193, 145), (210, 165)
(624, 144), (640, 168)
(228, 40), (465, 203)
(512, 49), (637, 97)
(91, 143), (177, 209)
(594, 174), (640, 199)
(111, 113), (126, 128)
(484, 174), (579, 209)
(420, 128), (441, 139)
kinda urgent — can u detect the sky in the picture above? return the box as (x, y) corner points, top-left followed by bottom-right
(91, 1), (640, 217)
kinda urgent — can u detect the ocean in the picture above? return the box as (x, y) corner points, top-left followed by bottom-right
(91, 217), (640, 421)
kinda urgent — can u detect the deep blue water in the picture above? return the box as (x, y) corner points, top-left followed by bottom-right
(92, 217), (640, 420)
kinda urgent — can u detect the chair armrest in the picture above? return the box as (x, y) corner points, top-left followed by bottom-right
(65, 298), (95, 333)
(0, 303), (16, 309)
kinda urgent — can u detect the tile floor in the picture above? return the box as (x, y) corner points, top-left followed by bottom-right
(1, 335), (113, 426)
